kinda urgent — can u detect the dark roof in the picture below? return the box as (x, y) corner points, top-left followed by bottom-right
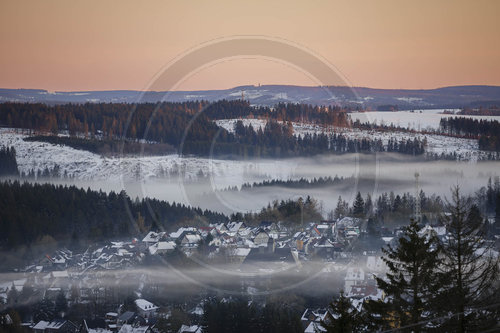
(118, 311), (136, 323)
(84, 318), (106, 329)
(241, 247), (296, 270)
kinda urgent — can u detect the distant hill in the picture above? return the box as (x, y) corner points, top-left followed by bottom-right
(1, 85), (500, 109)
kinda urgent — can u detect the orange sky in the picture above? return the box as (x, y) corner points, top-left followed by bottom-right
(1, 0), (499, 91)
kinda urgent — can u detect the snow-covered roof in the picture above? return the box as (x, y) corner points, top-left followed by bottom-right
(46, 319), (67, 329)
(134, 298), (158, 312)
(183, 234), (201, 243)
(142, 231), (166, 243)
(382, 237), (394, 244)
(234, 248), (251, 257)
(178, 325), (202, 333)
(189, 306), (204, 316)
(227, 221), (245, 233)
(305, 322), (326, 332)
(148, 241), (176, 255)
(88, 329), (113, 333)
(33, 321), (50, 330)
(118, 324), (150, 333)
(337, 217), (360, 227)
(170, 227), (197, 239)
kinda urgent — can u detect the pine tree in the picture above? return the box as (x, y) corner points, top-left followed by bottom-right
(352, 192), (365, 217)
(365, 220), (443, 332)
(440, 186), (500, 332)
(55, 290), (68, 317)
(319, 291), (364, 333)
(334, 196), (348, 219)
(364, 193), (373, 216)
(33, 298), (55, 322)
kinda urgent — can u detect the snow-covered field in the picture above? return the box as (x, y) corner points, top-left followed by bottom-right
(349, 109), (500, 131)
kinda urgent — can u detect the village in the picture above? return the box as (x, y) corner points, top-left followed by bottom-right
(0, 216), (455, 333)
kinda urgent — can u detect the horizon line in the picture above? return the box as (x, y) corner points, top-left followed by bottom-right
(1, 83), (500, 93)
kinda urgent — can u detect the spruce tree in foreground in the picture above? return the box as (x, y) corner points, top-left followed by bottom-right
(365, 220), (443, 332)
(440, 186), (500, 332)
(319, 291), (364, 333)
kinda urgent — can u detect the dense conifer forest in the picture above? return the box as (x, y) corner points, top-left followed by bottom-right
(0, 181), (227, 252)
(1, 101), (426, 158)
(439, 116), (500, 151)
(0, 146), (19, 176)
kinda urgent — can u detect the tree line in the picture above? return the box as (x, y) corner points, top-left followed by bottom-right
(0, 102), (426, 159)
(227, 176), (351, 191)
(440, 116), (500, 151)
(230, 196), (323, 225)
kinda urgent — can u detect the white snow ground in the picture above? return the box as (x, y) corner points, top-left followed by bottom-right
(0, 128), (297, 184)
(349, 109), (500, 131)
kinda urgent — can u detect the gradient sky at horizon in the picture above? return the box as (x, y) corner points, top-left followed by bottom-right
(1, 0), (499, 91)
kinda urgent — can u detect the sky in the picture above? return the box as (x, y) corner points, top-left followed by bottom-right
(0, 0), (499, 91)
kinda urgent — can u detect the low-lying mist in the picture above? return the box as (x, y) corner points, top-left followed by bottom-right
(9, 153), (499, 216)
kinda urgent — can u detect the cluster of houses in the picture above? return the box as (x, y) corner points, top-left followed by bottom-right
(2, 219), (479, 333)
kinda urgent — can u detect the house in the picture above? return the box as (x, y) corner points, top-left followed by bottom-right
(180, 234), (201, 248)
(366, 256), (385, 272)
(134, 299), (158, 318)
(311, 237), (341, 259)
(227, 222), (246, 233)
(345, 226), (360, 238)
(148, 241), (176, 255)
(304, 321), (326, 332)
(241, 238), (299, 271)
(142, 232), (166, 246)
(104, 313), (118, 331)
(344, 267), (365, 293)
(259, 221), (277, 232)
(79, 319), (112, 333)
(117, 324), (151, 333)
(33, 321), (50, 333)
(43, 270), (71, 290)
(300, 308), (327, 332)
(253, 229), (270, 246)
(117, 312), (136, 326)
(210, 223), (228, 233)
(231, 247), (251, 263)
(177, 325), (202, 333)
(169, 227), (197, 241)
(198, 226), (216, 238)
(33, 319), (78, 333)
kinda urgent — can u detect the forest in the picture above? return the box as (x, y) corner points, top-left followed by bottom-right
(439, 116), (500, 151)
(0, 146), (19, 176)
(0, 180), (227, 255)
(0, 101), (426, 159)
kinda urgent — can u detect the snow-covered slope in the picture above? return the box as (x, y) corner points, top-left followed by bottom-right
(215, 119), (484, 160)
(0, 129), (297, 183)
